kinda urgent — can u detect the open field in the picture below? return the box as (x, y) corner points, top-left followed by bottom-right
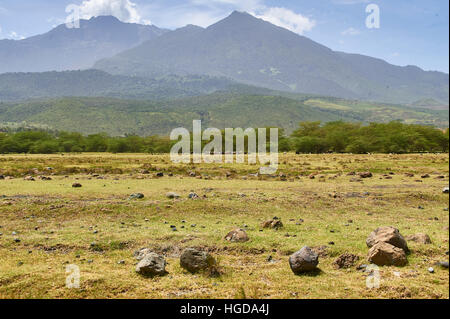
(0, 153), (449, 299)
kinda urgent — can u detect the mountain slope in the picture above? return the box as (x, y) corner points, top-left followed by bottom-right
(0, 16), (167, 73)
(95, 11), (449, 105)
(0, 70), (250, 101)
(0, 94), (447, 136)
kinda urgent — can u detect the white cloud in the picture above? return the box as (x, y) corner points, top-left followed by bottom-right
(8, 31), (25, 40)
(76, 0), (148, 24)
(332, 0), (370, 4)
(253, 7), (316, 35)
(341, 27), (361, 36)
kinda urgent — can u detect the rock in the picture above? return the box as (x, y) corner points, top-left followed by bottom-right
(129, 193), (144, 200)
(180, 248), (216, 273)
(156, 172), (164, 177)
(135, 252), (167, 277)
(224, 228), (249, 243)
(443, 187), (449, 194)
(359, 172), (373, 178)
(421, 174), (430, 179)
(434, 261), (449, 269)
(367, 242), (407, 266)
(0, 175), (4, 180)
(333, 253), (360, 269)
(72, 183), (82, 188)
(188, 192), (199, 199)
(366, 226), (409, 253)
(289, 247), (319, 274)
(406, 233), (431, 245)
(134, 248), (153, 261)
(166, 192), (180, 199)
(24, 176), (35, 181)
(261, 218), (284, 230)
(428, 267), (434, 273)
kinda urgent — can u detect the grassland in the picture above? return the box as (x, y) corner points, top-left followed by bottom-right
(0, 153), (448, 299)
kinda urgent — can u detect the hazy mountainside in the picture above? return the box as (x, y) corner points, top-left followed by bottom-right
(95, 11), (449, 106)
(0, 70), (251, 101)
(0, 16), (167, 73)
(0, 94), (446, 136)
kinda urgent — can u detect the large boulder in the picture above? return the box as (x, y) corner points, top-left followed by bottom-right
(406, 233), (431, 244)
(224, 228), (249, 242)
(135, 252), (167, 277)
(366, 226), (409, 253)
(289, 246), (319, 274)
(180, 248), (216, 273)
(367, 242), (407, 266)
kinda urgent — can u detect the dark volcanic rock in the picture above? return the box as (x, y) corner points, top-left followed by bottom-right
(289, 246), (319, 274)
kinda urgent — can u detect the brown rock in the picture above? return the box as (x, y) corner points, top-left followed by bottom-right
(367, 242), (407, 266)
(225, 228), (249, 243)
(261, 218), (284, 230)
(406, 233), (431, 244)
(333, 253), (360, 269)
(359, 172), (373, 178)
(289, 247), (319, 274)
(366, 226), (409, 253)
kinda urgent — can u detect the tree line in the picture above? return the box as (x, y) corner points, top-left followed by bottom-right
(0, 121), (448, 154)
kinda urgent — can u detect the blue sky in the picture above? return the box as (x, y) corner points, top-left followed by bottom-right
(0, 0), (448, 73)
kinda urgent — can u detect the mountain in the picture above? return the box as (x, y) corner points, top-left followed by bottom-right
(95, 11), (449, 106)
(0, 70), (252, 101)
(0, 16), (167, 73)
(1, 94), (447, 136)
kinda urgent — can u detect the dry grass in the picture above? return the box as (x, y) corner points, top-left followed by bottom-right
(0, 153), (448, 299)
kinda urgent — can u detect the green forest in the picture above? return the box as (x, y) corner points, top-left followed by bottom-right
(0, 121), (448, 154)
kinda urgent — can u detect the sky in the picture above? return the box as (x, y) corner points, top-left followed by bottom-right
(0, 0), (448, 73)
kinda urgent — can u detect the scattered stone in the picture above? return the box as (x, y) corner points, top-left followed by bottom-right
(366, 226), (409, 253)
(443, 187), (449, 194)
(166, 192), (180, 199)
(135, 252), (167, 277)
(367, 242), (407, 266)
(129, 193), (144, 200)
(334, 253), (360, 269)
(406, 233), (431, 245)
(118, 260), (125, 265)
(289, 247), (319, 274)
(188, 192), (199, 199)
(359, 172), (373, 178)
(428, 267), (434, 274)
(24, 176), (35, 181)
(224, 228), (249, 243)
(14, 238), (21, 243)
(180, 248), (216, 273)
(421, 174), (430, 179)
(434, 261), (449, 269)
(72, 183), (82, 188)
(261, 218), (284, 230)
(156, 172), (164, 177)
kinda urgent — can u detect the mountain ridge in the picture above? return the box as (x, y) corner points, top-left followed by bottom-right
(94, 11), (449, 105)
(0, 16), (168, 73)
